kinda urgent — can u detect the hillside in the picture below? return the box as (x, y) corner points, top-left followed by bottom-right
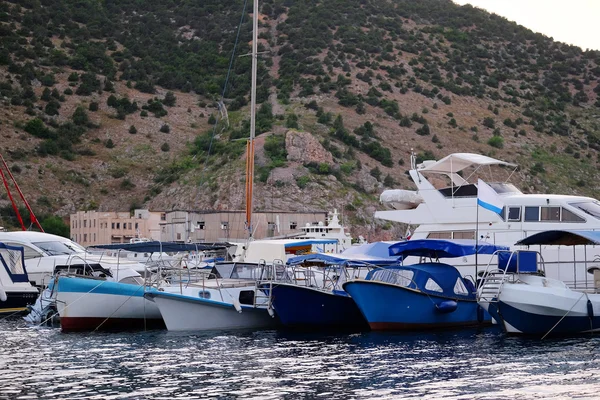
(0, 0), (599, 239)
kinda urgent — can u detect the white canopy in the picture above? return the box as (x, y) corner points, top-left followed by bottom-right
(418, 153), (517, 173)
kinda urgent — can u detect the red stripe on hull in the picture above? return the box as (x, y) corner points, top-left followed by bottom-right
(61, 317), (165, 332)
(369, 320), (490, 331)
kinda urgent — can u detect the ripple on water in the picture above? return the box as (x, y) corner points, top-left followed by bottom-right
(2, 319), (600, 399)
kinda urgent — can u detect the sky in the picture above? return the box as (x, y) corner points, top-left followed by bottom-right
(452, 0), (600, 51)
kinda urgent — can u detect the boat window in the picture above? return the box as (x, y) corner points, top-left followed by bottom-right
(454, 279), (469, 295)
(540, 207), (560, 221)
(507, 207), (521, 222)
(453, 231), (475, 239)
(118, 276), (144, 285)
(561, 208), (585, 222)
(524, 207), (539, 222)
(3, 243), (42, 260)
(32, 240), (85, 256)
(427, 231), (452, 239)
(0, 248), (26, 275)
(570, 201), (600, 220)
(370, 269), (413, 287)
(425, 278), (443, 293)
(198, 291), (211, 299)
(239, 290), (255, 305)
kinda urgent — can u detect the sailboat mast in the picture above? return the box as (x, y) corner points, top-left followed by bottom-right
(245, 0), (258, 238)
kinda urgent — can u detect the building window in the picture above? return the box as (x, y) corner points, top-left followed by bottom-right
(84, 234), (88, 242)
(116, 223), (120, 229)
(161, 213), (166, 221)
(290, 222), (297, 230)
(94, 233), (96, 242)
(221, 222), (229, 230)
(84, 220), (87, 228)
(93, 220), (96, 228)
(268, 222), (276, 230)
(135, 222), (139, 229)
(111, 222), (115, 229)
(128, 223), (132, 230)
(197, 221), (205, 230)
(176, 233), (181, 240)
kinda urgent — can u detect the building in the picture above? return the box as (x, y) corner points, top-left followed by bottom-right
(160, 210), (328, 243)
(70, 209), (163, 246)
(70, 209), (329, 246)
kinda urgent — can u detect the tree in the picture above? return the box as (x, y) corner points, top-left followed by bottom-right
(161, 142), (170, 152)
(129, 125), (137, 134)
(40, 215), (69, 237)
(370, 166), (382, 181)
(163, 91), (176, 107)
(160, 124), (170, 133)
(72, 106), (89, 126)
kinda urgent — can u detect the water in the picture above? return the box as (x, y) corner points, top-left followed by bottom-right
(1, 318), (600, 399)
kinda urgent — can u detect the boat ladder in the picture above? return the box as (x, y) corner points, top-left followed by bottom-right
(477, 272), (509, 304)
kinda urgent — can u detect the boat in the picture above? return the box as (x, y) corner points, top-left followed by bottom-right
(343, 239), (508, 331)
(478, 230), (600, 337)
(375, 152), (600, 288)
(48, 241), (226, 331)
(289, 209), (364, 252)
(0, 243), (39, 314)
(259, 241), (402, 330)
(0, 231), (149, 287)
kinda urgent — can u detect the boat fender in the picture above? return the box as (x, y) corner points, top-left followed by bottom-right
(267, 306), (275, 318)
(0, 287), (6, 302)
(477, 305), (484, 323)
(232, 297), (242, 313)
(587, 299), (594, 320)
(435, 300), (457, 313)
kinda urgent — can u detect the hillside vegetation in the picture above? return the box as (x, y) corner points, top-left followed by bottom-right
(0, 0), (599, 239)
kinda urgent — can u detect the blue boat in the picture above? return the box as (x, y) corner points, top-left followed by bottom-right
(343, 239), (508, 331)
(260, 242), (402, 330)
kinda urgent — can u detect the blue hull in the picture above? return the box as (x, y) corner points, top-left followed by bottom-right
(344, 281), (488, 331)
(496, 301), (600, 336)
(267, 283), (368, 330)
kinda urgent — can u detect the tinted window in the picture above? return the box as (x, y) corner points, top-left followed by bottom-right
(562, 208), (585, 222)
(540, 207), (560, 221)
(524, 207), (539, 221)
(507, 207), (521, 221)
(570, 201), (600, 220)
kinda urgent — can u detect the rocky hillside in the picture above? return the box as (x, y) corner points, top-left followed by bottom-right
(0, 0), (599, 239)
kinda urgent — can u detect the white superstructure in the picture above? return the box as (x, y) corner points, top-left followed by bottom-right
(375, 152), (600, 288)
(0, 231), (149, 286)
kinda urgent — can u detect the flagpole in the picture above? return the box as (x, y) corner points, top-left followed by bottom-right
(475, 200), (479, 287)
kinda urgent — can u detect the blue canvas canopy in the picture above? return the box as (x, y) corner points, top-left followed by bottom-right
(287, 241), (402, 266)
(388, 239), (509, 258)
(515, 230), (600, 246)
(91, 241), (229, 253)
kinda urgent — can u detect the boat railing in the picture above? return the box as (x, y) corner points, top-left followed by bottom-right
(477, 250), (546, 303)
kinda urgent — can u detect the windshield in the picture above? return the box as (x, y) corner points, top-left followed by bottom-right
(570, 201), (600, 220)
(33, 240), (86, 256)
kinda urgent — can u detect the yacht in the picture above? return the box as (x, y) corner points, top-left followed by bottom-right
(0, 243), (39, 314)
(290, 209), (364, 253)
(375, 152), (600, 289)
(0, 231), (149, 287)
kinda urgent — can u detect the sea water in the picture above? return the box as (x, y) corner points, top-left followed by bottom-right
(1, 318), (600, 399)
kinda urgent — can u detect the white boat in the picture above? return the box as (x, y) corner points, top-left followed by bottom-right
(375, 152), (600, 289)
(0, 231), (149, 287)
(478, 230), (600, 337)
(145, 276), (276, 331)
(0, 243), (39, 314)
(290, 209), (364, 253)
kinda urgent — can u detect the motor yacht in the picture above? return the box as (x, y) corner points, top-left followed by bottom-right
(375, 152), (600, 289)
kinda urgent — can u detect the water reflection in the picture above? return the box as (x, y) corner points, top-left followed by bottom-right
(1, 318), (600, 399)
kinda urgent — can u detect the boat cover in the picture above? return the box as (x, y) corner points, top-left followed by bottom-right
(388, 239), (509, 258)
(515, 230), (600, 246)
(419, 153), (516, 173)
(0, 243), (29, 283)
(90, 241), (229, 253)
(287, 241), (402, 266)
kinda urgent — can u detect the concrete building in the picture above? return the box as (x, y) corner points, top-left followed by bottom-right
(71, 209), (329, 246)
(160, 210), (328, 243)
(70, 209), (163, 246)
